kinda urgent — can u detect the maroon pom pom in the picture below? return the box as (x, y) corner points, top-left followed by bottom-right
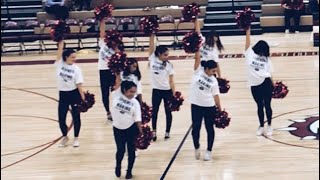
(50, 20), (70, 42)
(217, 78), (231, 94)
(75, 91), (96, 113)
(139, 16), (159, 36)
(182, 3), (201, 22)
(141, 102), (152, 125)
(123, 57), (137, 72)
(215, 110), (231, 129)
(105, 29), (123, 49)
(272, 81), (289, 99)
(94, 3), (114, 21)
(166, 91), (185, 112)
(135, 125), (153, 150)
(108, 52), (127, 74)
(182, 31), (203, 53)
(235, 7), (256, 30)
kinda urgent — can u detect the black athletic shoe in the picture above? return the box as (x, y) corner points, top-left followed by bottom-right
(152, 131), (157, 142)
(125, 171), (133, 179)
(107, 112), (113, 122)
(115, 167), (121, 178)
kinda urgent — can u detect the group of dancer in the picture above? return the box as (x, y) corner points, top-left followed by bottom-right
(54, 18), (275, 179)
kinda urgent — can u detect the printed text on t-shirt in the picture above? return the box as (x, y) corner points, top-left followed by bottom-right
(196, 75), (213, 90)
(59, 67), (74, 82)
(115, 97), (134, 114)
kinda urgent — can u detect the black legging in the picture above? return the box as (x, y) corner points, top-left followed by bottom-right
(191, 104), (216, 151)
(100, 69), (115, 113)
(251, 78), (273, 127)
(152, 89), (173, 133)
(113, 124), (138, 172)
(74, 0), (92, 10)
(284, 9), (303, 31)
(58, 89), (81, 137)
(45, 5), (69, 20)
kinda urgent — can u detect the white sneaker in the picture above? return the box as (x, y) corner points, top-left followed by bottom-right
(256, 127), (264, 136)
(164, 132), (170, 140)
(59, 136), (69, 147)
(265, 126), (273, 136)
(295, 31), (300, 34)
(195, 148), (200, 160)
(204, 150), (212, 161)
(285, 29), (290, 34)
(73, 138), (80, 147)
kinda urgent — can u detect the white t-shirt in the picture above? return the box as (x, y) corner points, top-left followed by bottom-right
(120, 72), (142, 97)
(245, 47), (273, 87)
(149, 53), (175, 90)
(98, 38), (115, 70)
(199, 34), (220, 63)
(111, 89), (142, 130)
(55, 59), (84, 91)
(189, 67), (220, 107)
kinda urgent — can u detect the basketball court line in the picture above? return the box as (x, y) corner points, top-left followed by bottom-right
(160, 125), (192, 180)
(262, 107), (319, 149)
(1, 77), (318, 91)
(1, 87), (74, 170)
(1, 51), (319, 66)
(1, 88), (319, 172)
(160, 107), (319, 179)
(1, 115), (58, 157)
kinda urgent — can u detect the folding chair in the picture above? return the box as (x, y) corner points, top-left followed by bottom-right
(21, 20), (42, 54)
(118, 17), (136, 50)
(2, 21), (23, 55)
(157, 15), (177, 49)
(80, 18), (99, 50)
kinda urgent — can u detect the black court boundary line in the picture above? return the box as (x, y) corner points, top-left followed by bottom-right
(160, 107), (319, 179)
(160, 125), (192, 180)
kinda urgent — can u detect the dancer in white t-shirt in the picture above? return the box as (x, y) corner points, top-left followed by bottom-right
(55, 41), (85, 147)
(111, 80), (143, 179)
(245, 28), (274, 136)
(98, 18), (123, 122)
(148, 34), (176, 141)
(190, 51), (222, 161)
(195, 18), (224, 78)
(117, 58), (143, 104)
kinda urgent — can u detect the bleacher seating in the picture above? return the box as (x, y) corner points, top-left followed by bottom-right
(203, 0), (263, 36)
(91, 0), (208, 9)
(36, 7), (207, 22)
(1, 0), (316, 55)
(260, 0), (313, 32)
(2, 0), (207, 54)
(1, 0), (43, 36)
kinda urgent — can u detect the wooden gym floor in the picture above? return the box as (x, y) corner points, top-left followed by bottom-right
(1, 32), (319, 180)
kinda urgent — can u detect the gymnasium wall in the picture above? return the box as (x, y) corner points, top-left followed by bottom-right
(91, 0), (208, 9)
